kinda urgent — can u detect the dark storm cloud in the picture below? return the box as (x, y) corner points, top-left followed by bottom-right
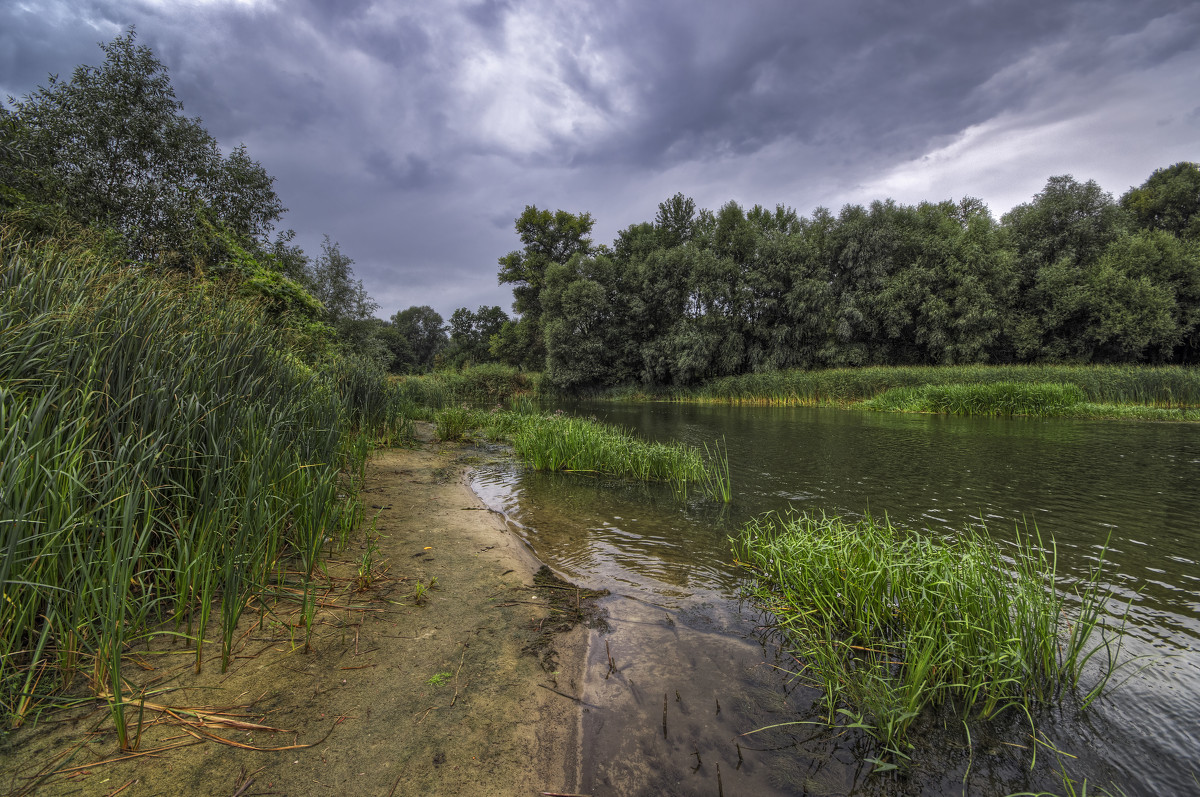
(0, 2), (122, 99)
(364, 151), (435, 190)
(580, 0), (1194, 168)
(3, 0), (1197, 321)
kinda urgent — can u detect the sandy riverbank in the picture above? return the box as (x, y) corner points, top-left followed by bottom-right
(2, 430), (591, 796)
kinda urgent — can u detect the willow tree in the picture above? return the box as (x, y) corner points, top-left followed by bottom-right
(6, 28), (283, 267)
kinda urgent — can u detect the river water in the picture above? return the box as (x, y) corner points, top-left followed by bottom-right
(470, 403), (1200, 796)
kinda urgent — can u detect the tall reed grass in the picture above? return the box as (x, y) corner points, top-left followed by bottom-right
(393, 364), (540, 410)
(734, 512), (1123, 758)
(454, 408), (732, 501)
(610, 364), (1200, 411)
(0, 231), (412, 733)
(863, 382), (1088, 416)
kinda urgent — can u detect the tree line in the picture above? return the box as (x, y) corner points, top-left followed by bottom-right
(0, 29), (505, 374)
(493, 165), (1200, 391)
(6, 31), (1195, 389)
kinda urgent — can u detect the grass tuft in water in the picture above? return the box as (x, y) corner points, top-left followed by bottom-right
(435, 405), (474, 442)
(454, 408), (732, 502)
(734, 511), (1124, 757)
(863, 382), (1087, 416)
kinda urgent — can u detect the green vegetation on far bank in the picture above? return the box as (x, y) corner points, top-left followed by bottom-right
(392, 364), (542, 410)
(599, 364), (1200, 420)
(734, 511), (1125, 762)
(489, 165), (1200, 393)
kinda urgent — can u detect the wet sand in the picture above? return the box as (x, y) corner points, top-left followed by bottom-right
(1, 429), (589, 796)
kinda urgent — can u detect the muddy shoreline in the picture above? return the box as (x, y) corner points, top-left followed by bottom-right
(2, 430), (591, 796)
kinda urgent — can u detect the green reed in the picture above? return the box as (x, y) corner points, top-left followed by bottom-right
(461, 408), (732, 502)
(393, 364), (540, 409)
(863, 382), (1088, 416)
(734, 511), (1123, 758)
(435, 405), (474, 442)
(0, 230), (413, 726)
(610, 364), (1200, 411)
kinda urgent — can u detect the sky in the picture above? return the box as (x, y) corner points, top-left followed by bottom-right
(2, 0), (1198, 322)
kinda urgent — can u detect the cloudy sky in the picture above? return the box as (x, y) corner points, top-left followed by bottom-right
(2, 0), (1198, 321)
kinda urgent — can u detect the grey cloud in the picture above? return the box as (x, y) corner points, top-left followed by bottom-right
(364, 151), (435, 190)
(2, 0), (1196, 322)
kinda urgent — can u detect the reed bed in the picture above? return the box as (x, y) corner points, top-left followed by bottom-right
(434, 405), (474, 442)
(460, 408), (732, 501)
(734, 511), (1121, 757)
(0, 231), (412, 732)
(863, 382), (1088, 416)
(393, 364), (540, 409)
(610, 364), (1200, 411)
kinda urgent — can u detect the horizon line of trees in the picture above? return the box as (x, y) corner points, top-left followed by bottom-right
(492, 163), (1200, 391)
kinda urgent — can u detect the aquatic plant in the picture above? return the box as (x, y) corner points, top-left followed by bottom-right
(607, 364), (1200, 411)
(862, 382), (1087, 416)
(435, 405), (474, 442)
(477, 410), (732, 502)
(734, 511), (1125, 758)
(0, 231), (413, 725)
(393, 364), (540, 408)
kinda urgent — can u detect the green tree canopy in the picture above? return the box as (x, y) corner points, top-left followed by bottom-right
(443, 305), (508, 368)
(5, 28), (284, 266)
(495, 205), (594, 369)
(310, 236), (377, 326)
(391, 305), (447, 371)
(1121, 161), (1200, 240)
(506, 163), (1200, 390)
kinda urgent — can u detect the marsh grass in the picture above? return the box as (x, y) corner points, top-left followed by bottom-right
(435, 405), (474, 442)
(473, 410), (732, 502)
(394, 364), (539, 409)
(0, 231), (414, 729)
(863, 382), (1088, 416)
(609, 364), (1200, 416)
(734, 511), (1124, 758)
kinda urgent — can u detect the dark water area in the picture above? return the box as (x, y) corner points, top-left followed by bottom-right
(470, 403), (1200, 795)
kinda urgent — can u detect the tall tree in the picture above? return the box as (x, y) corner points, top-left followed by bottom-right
(443, 305), (508, 367)
(1083, 230), (1200, 362)
(310, 236), (377, 326)
(1001, 175), (1127, 360)
(1121, 162), (1200, 240)
(5, 29), (284, 267)
(653, 192), (697, 248)
(391, 306), (447, 371)
(495, 205), (593, 369)
(1002, 175), (1126, 270)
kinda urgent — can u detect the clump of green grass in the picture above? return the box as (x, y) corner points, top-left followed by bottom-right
(863, 382), (1087, 416)
(480, 410), (731, 502)
(393, 364), (540, 408)
(435, 405), (474, 441)
(734, 511), (1124, 759)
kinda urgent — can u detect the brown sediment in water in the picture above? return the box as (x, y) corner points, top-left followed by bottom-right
(0, 425), (592, 796)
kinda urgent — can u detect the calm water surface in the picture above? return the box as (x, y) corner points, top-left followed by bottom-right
(470, 404), (1200, 796)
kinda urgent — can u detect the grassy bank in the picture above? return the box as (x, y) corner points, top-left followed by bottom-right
(602, 364), (1200, 419)
(436, 406), (732, 502)
(392, 365), (540, 411)
(734, 512), (1123, 760)
(0, 232), (414, 733)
